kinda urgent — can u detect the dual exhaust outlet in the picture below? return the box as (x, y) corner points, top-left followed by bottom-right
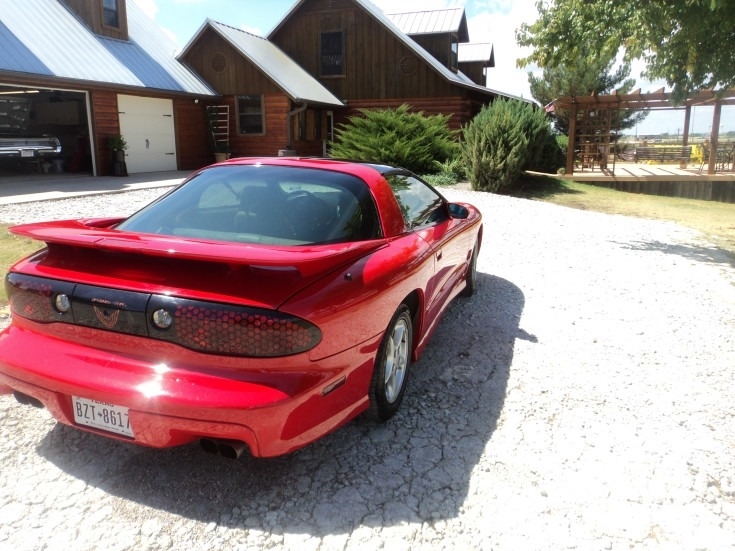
(199, 437), (247, 459)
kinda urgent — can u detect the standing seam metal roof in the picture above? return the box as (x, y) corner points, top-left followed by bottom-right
(0, 0), (215, 95)
(385, 9), (469, 41)
(180, 20), (343, 107)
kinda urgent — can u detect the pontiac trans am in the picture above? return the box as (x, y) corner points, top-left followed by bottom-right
(0, 157), (482, 458)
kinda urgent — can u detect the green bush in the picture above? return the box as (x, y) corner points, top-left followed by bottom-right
(420, 173), (457, 187)
(330, 104), (458, 174)
(461, 99), (559, 192)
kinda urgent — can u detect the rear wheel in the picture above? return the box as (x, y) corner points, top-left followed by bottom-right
(367, 305), (412, 422)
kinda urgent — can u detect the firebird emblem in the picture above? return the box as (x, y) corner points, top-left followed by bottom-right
(93, 306), (120, 329)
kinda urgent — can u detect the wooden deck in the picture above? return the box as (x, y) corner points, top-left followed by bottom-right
(563, 162), (735, 203)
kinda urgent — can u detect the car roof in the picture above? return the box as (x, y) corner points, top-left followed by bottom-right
(212, 156), (409, 177)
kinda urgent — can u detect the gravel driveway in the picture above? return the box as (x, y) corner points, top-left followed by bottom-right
(0, 185), (733, 550)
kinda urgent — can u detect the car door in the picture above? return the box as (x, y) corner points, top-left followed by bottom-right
(384, 173), (470, 321)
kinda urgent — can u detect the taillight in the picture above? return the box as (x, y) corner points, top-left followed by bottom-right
(6, 273), (75, 323)
(5, 274), (321, 358)
(147, 296), (322, 357)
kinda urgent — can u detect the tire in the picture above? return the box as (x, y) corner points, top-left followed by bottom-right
(460, 240), (479, 297)
(367, 305), (413, 422)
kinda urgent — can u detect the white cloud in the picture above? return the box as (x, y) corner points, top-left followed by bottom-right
(131, 0), (159, 19)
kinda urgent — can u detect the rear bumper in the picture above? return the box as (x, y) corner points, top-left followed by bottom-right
(0, 321), (379, 457)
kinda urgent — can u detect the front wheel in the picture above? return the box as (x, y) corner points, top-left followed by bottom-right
(367, 305), (413, 422)
(460, 240), (479, 297)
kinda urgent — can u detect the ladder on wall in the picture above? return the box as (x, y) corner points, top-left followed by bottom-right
(206, 105), (230, 153)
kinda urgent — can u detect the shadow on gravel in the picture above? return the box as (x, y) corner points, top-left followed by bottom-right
(619, 239), (735, 268)
(37, 273), (526, 535)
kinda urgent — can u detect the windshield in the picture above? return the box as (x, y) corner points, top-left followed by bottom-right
(118, 164), (382, 245)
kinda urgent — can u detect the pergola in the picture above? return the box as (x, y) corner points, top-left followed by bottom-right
(553, 89), (735, 175)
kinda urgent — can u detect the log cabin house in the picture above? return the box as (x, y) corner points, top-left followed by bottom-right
(0, 0), (520, 178)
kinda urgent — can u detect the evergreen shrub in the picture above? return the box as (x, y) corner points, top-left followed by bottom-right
(461, 99), (561, 192)
(330, 104), (458, 175)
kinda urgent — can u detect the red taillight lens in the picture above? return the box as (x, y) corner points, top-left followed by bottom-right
(6, 273), (75, 323)
(5, 274), (321, 358)
(148, 297), (322, 357)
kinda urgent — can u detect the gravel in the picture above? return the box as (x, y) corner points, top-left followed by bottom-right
(1, 185), (734, 550)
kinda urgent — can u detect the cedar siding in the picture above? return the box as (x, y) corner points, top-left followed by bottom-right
(63, 0), (129, 40)
(271, 1), (459, 101)
(180, 26), (339, 157)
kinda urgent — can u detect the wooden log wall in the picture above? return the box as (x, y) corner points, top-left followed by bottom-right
(89, 90), (120, 176)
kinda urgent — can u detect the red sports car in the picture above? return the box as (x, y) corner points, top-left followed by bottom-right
(0, 158), (482, 458)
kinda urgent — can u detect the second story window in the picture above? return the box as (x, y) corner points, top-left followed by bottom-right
(320, 31), (345, 77)
(102, 0), (119, 28)
(450, 35), (459, 71)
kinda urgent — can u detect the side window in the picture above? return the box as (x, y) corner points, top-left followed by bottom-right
(237, 95), (264, 134)
(385, 174), (447, 229)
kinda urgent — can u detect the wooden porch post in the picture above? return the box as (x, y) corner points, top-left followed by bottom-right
(566, 102), (577, 175)
(707, 100), (722, 174)
(682, 106), (691, 146)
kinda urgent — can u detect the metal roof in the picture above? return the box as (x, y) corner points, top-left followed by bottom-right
(0, 0), (215, 95)
(385, 9), (470, 42)
(180, 20), (344, 108)
(270, 0), (524, 102)
(458, 43), (495, 67)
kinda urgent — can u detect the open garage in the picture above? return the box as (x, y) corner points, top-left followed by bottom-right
(0, 85), (92, 177)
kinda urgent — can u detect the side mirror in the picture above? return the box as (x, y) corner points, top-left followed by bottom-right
(448, 203), (469, 219)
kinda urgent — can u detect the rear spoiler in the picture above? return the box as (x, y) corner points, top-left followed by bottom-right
(10, 218), (387, 278)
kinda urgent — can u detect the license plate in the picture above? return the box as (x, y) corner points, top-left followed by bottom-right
(20, 149), (34, 158)
(72, 396), (134, 438)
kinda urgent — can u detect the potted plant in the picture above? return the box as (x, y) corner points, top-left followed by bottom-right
(213, 141), (231, 162)
(107, 134), (128, 162)
(107, 134), (128, 176)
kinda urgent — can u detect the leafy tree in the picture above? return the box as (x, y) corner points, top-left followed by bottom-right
(330, 104), (457, 174)
(517, 1), (735, 102)
(529, 58), (648, 135)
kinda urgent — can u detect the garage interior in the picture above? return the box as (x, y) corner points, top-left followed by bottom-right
(0, 84), (92, 178)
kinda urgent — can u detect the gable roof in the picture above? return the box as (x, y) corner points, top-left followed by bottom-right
(385, 9), (470, 42)
(269, 0), (523, 101)
(179, 20), (343, 108)
(0, 0), (215, 95)
(459, 43), (495, 68)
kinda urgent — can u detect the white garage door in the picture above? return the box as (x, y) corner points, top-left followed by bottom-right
(117, 95), (176, 173)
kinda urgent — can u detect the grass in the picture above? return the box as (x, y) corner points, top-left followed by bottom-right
(504, 173), (735, 257)
(0, 226), (44, 308)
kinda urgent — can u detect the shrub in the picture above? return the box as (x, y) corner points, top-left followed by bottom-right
(330, 104), (458, 174)
(420, 173), (457, 187)
(461, 99), (558, 192)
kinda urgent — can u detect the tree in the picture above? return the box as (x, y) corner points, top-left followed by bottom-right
(517, 1), (735, 102)
(529, 57), (648, 135)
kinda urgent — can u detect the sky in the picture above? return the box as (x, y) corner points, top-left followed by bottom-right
(132, 0), (730, 137)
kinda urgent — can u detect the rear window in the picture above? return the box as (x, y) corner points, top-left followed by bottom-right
(118, 165), (382, 245)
